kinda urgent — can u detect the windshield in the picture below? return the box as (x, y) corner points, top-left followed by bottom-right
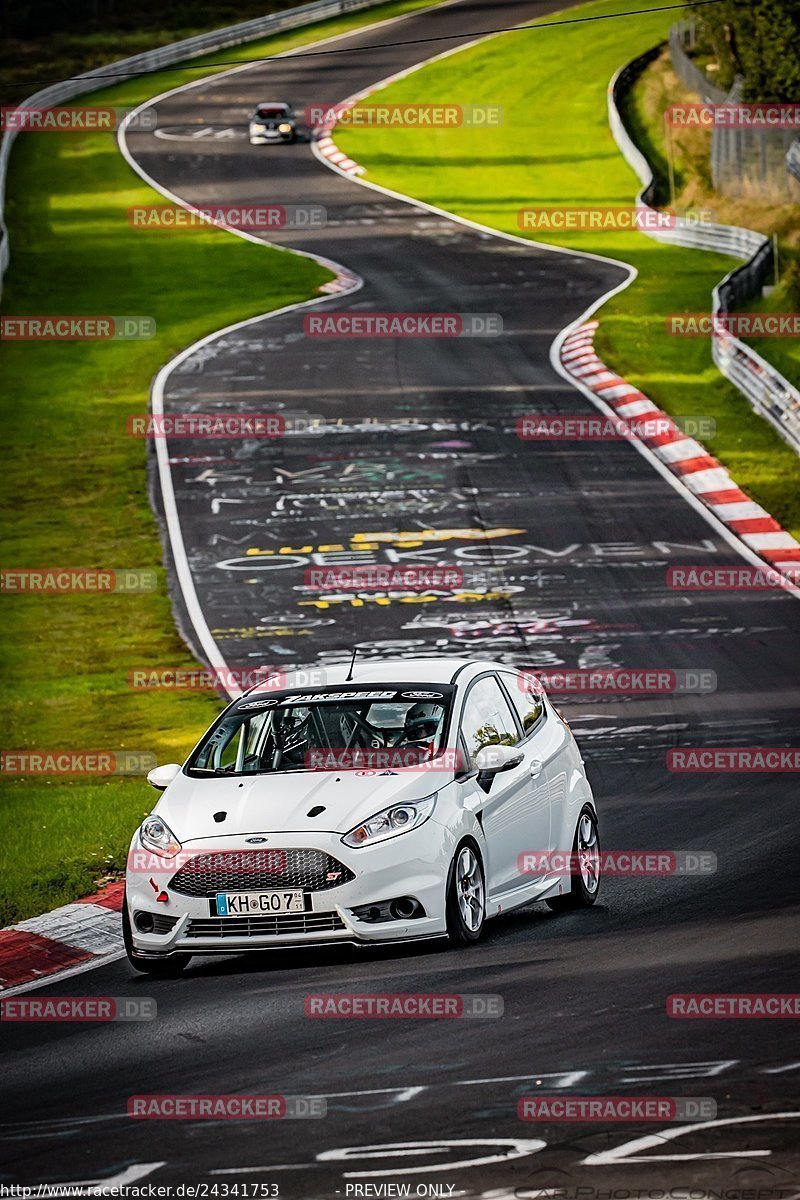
(254, 106), (287, 120)
(187, 686), (454, 776)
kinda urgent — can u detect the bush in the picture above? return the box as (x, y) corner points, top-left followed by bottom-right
(690, 0), (800, 102)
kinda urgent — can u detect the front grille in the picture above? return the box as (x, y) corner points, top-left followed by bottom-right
(185, 911), (346, 938)
(169, 848), (355, 897)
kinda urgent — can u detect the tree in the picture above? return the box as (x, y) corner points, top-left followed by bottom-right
(690, 0), (800, 101)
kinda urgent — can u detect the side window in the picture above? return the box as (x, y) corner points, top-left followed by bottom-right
(502, 672), (545, 738)
(460, 675), (521, 763)
(195, 711), (270, 772)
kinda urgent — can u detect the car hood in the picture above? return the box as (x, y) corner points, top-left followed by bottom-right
(154, 767), (451, 842)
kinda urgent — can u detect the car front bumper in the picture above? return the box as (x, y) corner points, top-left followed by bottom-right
(126, 825), (452, 957)
(249, 129), (294, 144)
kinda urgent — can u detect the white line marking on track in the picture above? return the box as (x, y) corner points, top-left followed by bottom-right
(316, 1138), (546, 1177)
(582, 1111), (799, 1165)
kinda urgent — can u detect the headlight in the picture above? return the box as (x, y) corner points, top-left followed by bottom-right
(342, 795), (436, 848)
(139, 815), (181, 858)
(278, 122), (293, 133)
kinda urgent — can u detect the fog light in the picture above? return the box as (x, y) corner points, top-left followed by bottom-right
(134, 911), (155, 933)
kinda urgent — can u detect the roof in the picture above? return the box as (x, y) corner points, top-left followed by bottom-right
(245, 657), (504, 695)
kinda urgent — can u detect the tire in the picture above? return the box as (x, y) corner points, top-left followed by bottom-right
(445, 842), (486, 946)
(122, 893), (191, 976)
(546, 805), (601, 912)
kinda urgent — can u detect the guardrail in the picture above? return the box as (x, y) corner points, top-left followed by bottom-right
(608, 48), (800, 455)
(0, 0), (390, 292)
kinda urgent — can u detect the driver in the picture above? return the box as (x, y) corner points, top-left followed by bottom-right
(401, 702), (443, 758)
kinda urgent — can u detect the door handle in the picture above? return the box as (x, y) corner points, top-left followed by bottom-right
(529, 759), (543, 778)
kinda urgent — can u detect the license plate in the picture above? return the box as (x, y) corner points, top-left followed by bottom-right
(215, 890), (305, 916)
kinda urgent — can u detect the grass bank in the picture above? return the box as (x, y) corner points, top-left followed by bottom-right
(335, 0), (800, 537)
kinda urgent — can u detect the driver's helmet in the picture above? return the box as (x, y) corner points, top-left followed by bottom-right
(403, 702), (442, 743)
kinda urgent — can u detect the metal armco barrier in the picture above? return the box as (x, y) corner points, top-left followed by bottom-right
(608, 48), (800, 456)
(0, 0), (390, 292)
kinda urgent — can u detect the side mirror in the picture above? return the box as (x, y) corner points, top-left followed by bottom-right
(146, 763), (181, 791)
(474, 744), (524, 774)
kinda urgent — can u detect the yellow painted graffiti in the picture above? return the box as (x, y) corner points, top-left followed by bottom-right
(299, 590), (520, 609)
(242, 529), (525, 556)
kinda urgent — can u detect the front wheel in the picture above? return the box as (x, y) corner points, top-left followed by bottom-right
(546, 805), (600, 911)
(446, 842), (486, 945)
(122, 893), (191, 976)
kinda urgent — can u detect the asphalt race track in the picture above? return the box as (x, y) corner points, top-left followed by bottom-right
(3, 0), (800, 1194)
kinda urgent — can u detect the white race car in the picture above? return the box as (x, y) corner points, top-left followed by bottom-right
(123, 658), (600, 973)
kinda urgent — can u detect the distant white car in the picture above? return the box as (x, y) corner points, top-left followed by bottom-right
(248, 101), (296, 144)
(123, 658), (600, 974)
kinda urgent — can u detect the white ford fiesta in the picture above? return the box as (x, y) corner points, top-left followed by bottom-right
(123, 657), (600, 973)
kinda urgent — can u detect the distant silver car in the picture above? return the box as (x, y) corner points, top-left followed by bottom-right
(248, 101), (296, 145)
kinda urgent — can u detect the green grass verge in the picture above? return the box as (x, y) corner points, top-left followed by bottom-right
(0, 0), (441, 926)
(335, 0), (800, 537)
